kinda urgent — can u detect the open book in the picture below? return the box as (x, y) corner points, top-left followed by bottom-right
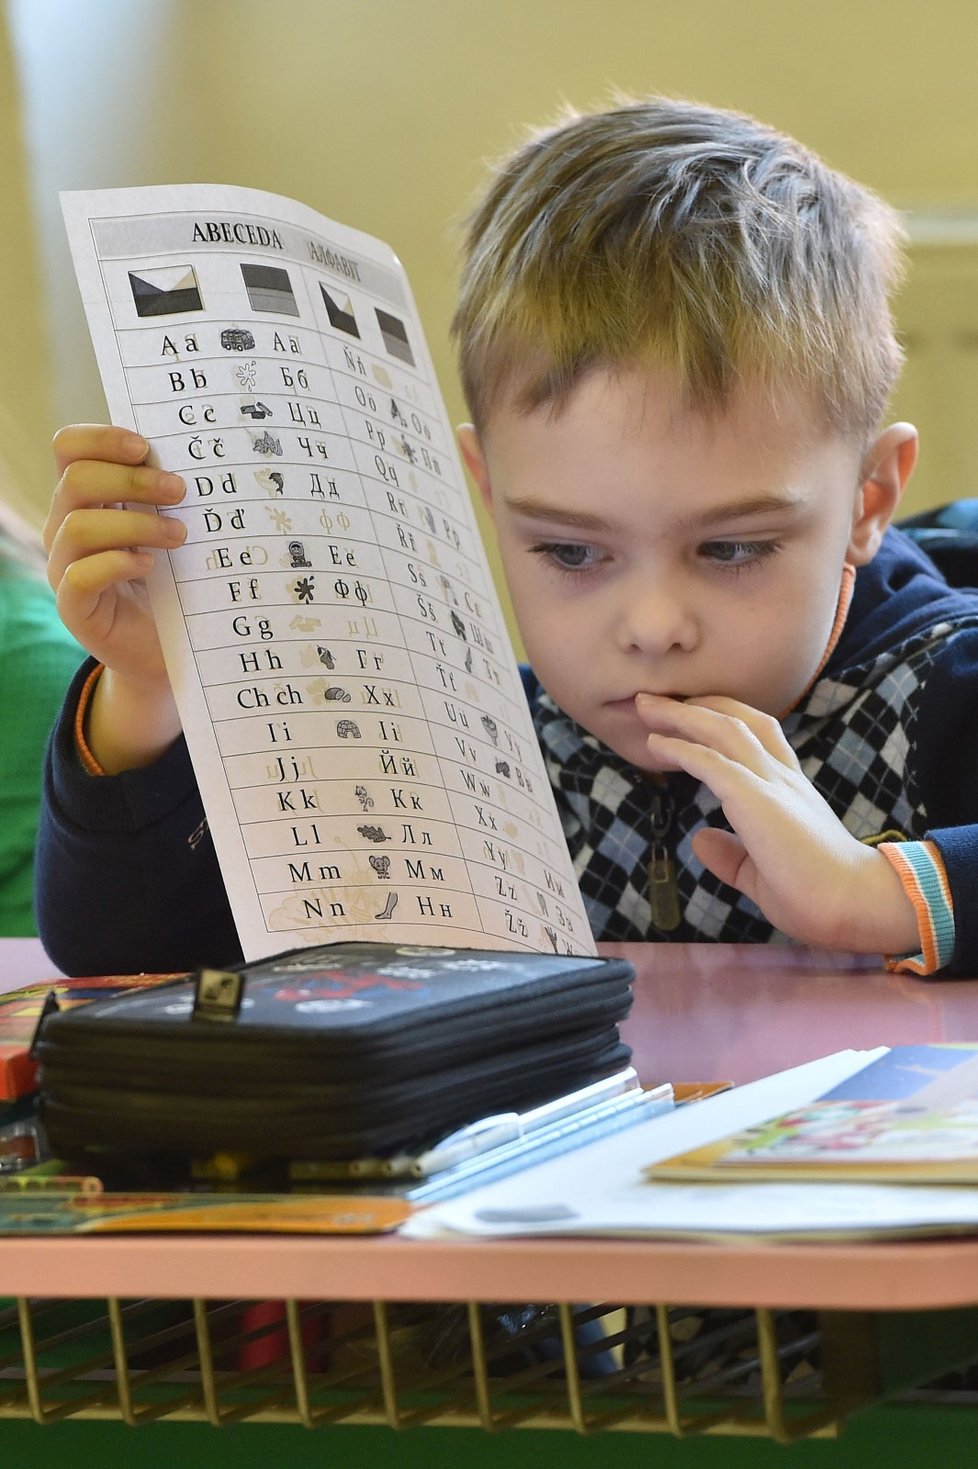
(62, 186), (594, 963)
(647, 1043), (978, 1183)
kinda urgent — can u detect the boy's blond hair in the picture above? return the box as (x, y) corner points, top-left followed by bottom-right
(454, 97), (905, 442)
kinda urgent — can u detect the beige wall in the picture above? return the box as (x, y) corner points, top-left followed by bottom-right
(0, 14), (53, 519)
(4, 0), (978, 613)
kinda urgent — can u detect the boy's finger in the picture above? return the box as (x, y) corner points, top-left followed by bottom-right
(643, 727), (763, 796)
(637, 696), (798, 775)
(46, 506), (186, 586)
(46, 467), (185, 554)
(637, 696), (778, 778)
(55, 548), (155, 620)
(52, 424), (149, 479)
(52, 457), (185, 514)
(689, 826), (751, 893)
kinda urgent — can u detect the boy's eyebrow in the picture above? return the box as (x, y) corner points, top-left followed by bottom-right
(502, 497), (612, 531)
(684, 493), (806, 530)
(502, 492), (805, 532)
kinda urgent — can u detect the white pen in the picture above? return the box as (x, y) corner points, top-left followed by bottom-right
(409, 1115), (522, 1175)
(411, 1075), (660, 1179)
(411, 1084), (676, 1202)
(385, 1068), (641, 1177)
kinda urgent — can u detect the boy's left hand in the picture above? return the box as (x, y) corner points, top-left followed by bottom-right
(635, 693), (921, 956)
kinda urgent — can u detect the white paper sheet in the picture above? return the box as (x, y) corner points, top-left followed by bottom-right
(62, 185), (594, 961)
(399, 1047), (978, 1240)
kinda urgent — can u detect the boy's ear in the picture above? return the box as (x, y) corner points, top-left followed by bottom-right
(847, 422), (919, 566)
(456, 424), (495, 520)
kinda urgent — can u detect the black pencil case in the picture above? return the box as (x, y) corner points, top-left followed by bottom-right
(35, 941), (634, 1162)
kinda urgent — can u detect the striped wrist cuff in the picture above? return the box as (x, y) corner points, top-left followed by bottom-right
(879, 840), (955, 975)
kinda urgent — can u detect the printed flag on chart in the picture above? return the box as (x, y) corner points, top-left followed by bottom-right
(375, 308), (414, 366)
(320, 284), (360, 337)
(240, 263), (300, 316)
(128, 266), (203, 317)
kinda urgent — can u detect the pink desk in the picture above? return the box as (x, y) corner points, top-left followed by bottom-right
(0, 939), (64, 993)
(3, 939), (978, 1448)
(2, 940), (978, 1312)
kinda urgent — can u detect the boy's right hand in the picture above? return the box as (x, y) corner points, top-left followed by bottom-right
(44, 425), (188, 773)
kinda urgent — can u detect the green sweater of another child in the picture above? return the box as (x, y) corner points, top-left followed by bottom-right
(0, 567), (82, 935)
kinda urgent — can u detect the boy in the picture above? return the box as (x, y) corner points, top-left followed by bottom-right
(37, 97), (978, 976)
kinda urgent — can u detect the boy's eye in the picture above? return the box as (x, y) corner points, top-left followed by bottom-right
(530, 541), (604, 572)
(699, 539), (781, 569)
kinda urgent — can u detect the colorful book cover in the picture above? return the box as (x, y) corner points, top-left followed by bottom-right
(648, 1044), (978, 1183)
(0, 1189), (409, 1235)
(0, 974), (183, 1099)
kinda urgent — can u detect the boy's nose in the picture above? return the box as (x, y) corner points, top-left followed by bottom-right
(615, 580), (698, 655)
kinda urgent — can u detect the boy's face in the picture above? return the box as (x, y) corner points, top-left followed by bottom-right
(460, 367), (910, 774)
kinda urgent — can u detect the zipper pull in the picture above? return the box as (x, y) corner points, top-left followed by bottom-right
(649, 841), (682, 932)
(648, 789), (681, 932)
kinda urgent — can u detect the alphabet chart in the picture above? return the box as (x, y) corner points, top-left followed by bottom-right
(62, 186), (595, 960)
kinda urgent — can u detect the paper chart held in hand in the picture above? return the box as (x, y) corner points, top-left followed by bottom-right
(62, 186), (594, 962)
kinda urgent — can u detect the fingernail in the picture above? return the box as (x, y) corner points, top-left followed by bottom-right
(122, 432), (149, 457)
(161, 516), (187, 542)
(160, 472), (185, 500)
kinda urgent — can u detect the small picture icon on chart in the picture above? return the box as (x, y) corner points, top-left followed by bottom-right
(128, 265), (203, 317)
(375, 308), (414, 365)
(241, 263), (300, 316)
(320, 284), (360, 337)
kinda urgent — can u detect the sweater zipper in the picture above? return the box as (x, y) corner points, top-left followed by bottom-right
(649, 787), (681, 932)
